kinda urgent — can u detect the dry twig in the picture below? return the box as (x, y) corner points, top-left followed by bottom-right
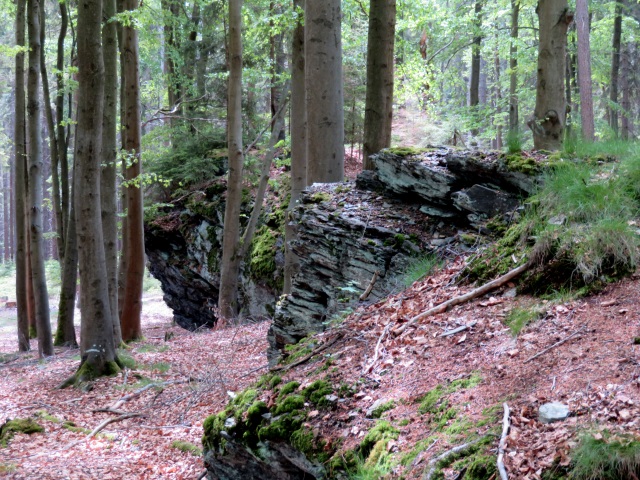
(524, 326), (586, 363)
(359, 271), (380, 302)
(363, 323), (391, 374)
(497, 403), (510, 480)
(439, 321), (477, 337)
(392, 262), (531, 336)
(87, 413), (146, 439)
(271, 332), (345, 372)
(424, 437), (486, 480)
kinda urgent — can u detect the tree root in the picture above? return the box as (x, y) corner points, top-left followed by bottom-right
(423, 437), (487, 480)
(393, 261), (531, 336)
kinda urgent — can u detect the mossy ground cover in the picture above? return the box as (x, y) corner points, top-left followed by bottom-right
(0, 418), (44, 447)
(468, 148), (640, 295)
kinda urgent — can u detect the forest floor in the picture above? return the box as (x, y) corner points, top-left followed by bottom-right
(0, 294), (270, 479)
(1, 259), (639, 479)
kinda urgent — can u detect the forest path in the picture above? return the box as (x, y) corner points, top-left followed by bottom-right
(0, 294), (268, 479)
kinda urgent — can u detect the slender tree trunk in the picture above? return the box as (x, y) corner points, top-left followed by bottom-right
(120, 0), (144, 341)
(161, 0), (179, 130)
(575, 0), (594, 141)
(218, 0), (244, 320)
(284, 0), (306, 295)
(39, 5), (64, 262)
(306, 0), (344, 183)
(269, 1), (286, 142)
(116, 0), (127, 321)
(1, 164), (6, 263)
(620, 42), (632, 140)
(610, 1), (622, 136)
(363, 0), (396, 169)
(63, 0), (120, 386)
(528, 0), (571, 151)
(493, 36), (502, 149)
(55, 168), (78, 347)
(57, 1), (69, 242)
(508, 0), (519, 134)
(469, 1), (483, 136)
(14, 27), (29, 351)
(9, 156), (15, 262)
(102, 0), (122, 345)
(27, 0), (53, 357)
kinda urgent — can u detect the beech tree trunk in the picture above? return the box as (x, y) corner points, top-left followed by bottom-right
(508, 0), (519, 134)
(57, 1), (69, 244)
(120, 0), (145, 342)
(610, 1), (622, 136)
(218, 0), (244, 320)
(102, 0), (122, 346)
(27, 0), (53, 357)
(362, 0), (396, 169)
(14, 0), (29, 352)
(284, 0), (306, 295)
(306, 0), (344, 183)
(67, 0), (120, 384)
(575, 0), (594, 141)
(529, 0), (571, 151)
(469, 1), (482, 110)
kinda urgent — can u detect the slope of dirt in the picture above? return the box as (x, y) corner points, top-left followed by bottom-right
(2, 258), (640, 479)
(255, 257), (640, 479)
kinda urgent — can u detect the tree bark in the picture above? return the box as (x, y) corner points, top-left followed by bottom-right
(609, 1), (622, 136)
(57, 1), (70, 245)
(102, 0), (122, 346)
(27, 0), (53, 357)
(575, 0), (594, 141)
(69, 0), (120, 384)
(284, 0), (306, 295)
(120, 0), (145, 342)
(508, 0), (519, 134)
(363, 0), (396, 169)
(14, 0), (29, 351)
(469, 1), (483, 136)
(529, 0), (571, 151)
(306, 0), (344, 183)
(218, 0), (244, 320)
(620, 42), (632, 140)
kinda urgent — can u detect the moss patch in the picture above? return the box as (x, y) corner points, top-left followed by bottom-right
(0, 418), (44, 447)
(248, 226), (278, 284)
(171, 440), (202, 457)
(385, 146), (429, 157)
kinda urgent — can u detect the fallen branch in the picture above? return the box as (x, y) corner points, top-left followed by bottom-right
(497, 403), (510, 480)
(524, 326), (586, 364)
(359, 271), (380, 302)
(271, 332), (345, 372)
(439, 321), (477, 337)
(392, 262), (531, 336)
(110, 379), (189, 411)
(424, 437), (486, 480)
(87, 413), (146, 439)
(363, 323), (391, 374)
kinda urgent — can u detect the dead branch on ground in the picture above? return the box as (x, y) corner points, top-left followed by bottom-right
(392, 262), (531, 336)
(497, 403), (510, 480)
(87, 413), (146, 439)
(439, 321), (477, 337)
(524, 326), (586, 363)
(363, 322), (391, 374)
(359, 271), (379, 302)
(424, 437), (486, 480)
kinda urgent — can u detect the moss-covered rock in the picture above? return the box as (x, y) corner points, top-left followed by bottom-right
(0, 418), (44, 447)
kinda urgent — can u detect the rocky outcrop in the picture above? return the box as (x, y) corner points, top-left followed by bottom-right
(204, 437), (325, 480)
(269, 184), (435, 363)
(145, 185), (279, 330)
(357, 147), (543, 223)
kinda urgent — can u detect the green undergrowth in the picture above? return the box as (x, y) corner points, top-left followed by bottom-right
(0, 418), (44, 447)
(202, 371), (349, 468)
(467, 153), (640, 294)
(402, 252), (441, 287)
(171, 440), (202, 457)
(505, 305), (544, 336)
(567, 432), (640, 480)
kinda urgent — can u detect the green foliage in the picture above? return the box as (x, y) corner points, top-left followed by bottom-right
(505, 306), (542, 336)
(402, 253), (440, 287)
(171, 440), (202, 457)
(371, 400), (396, 419)
(278, 381), (301, 397)
(116, 350), (137, 370)
(569, 433), (640, 480)
(505, 129), (523, 154)
(302, 379), (334, 407)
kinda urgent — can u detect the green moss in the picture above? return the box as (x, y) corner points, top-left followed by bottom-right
(62, 421), (91, 434)
(384, 233), (406, 248)
(35, 410), (61, 424)
(503, 153), (540, 174)
(309, 192), (331, 203)
(29, 325), (37, 339)
(418, 374), (481, 431)
(171, 440), (203, 457)
(269, 375), (282, 388)
(359, 421), (399, 459)
(398, 419), (410, 427)
(0, 463), (17, 474)
(248, 226), (278, 282)
(385, 146), (429, 157)
(371, 400), (395, 419)
(0, 418), (44, 447)
(278, 381), (301, 397)
(257, 411), (305, 442)
(465, 454), (498, 479)
(302, 380), (333, 407)
(400, 436), (439, 466)
(274, 395), (305, 415)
